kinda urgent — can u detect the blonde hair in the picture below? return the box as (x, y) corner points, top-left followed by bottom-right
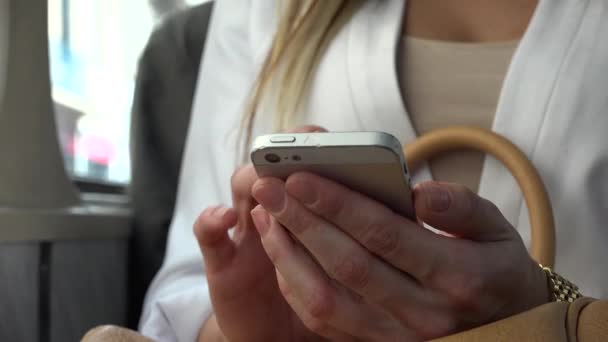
(241, 0), (363, 148)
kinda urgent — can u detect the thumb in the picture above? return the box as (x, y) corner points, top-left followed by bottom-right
(413, 182), (515, 241)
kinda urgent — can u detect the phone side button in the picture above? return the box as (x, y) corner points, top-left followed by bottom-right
(270, 136), (296, 143)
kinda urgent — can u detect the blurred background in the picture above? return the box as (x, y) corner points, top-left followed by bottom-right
(0, 1), (212, 340)
(49, 0), (205, 185)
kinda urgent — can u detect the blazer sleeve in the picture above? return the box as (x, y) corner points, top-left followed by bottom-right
(138, 0), (256, 341)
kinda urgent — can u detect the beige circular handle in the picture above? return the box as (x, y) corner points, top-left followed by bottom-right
(403, 126), (555, 268)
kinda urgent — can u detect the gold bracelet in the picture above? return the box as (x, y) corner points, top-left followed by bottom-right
(540, 264), (582, 303)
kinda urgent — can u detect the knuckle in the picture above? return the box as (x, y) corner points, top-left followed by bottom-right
(277, 278), (288, 295)
(192, 215), (205, 236)
(446, 268), (486, 310)
(192, 208), (216, 239)
(261, 233), (283, 264)
(300, 314), (330, 336)
(229, 166), (245, 189)
(479, 196), (501, 219)
(453, 183), (475, 198)
(230, 165), (255, 199)
(318, 190), (345, 216)
(332, 252), (371, 290)
(193, 211), (207, 229)
(459, 188), (482, 225)
(265, 246), (280, 265)
(363, 222), (400, 258)
(417, 314), (457, 340)
(484, 198), (500, 214)
(435, 315), (458, 337)
(419, 251), (442, 284)
(283, 203), (314, 235)
(304, 285), (335, 321)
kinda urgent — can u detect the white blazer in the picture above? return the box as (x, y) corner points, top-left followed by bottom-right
(140, 0), (608, 341)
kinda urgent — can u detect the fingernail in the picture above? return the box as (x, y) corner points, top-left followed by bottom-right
(425, 183), (451, 212)
(251, 205), (270, 236)
(287, 178), (316, 205)
(252, 181), (286, 213)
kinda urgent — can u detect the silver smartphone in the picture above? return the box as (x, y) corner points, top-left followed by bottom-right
(250, 131), (415, 219)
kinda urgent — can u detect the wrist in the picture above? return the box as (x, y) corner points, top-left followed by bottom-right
(526, 261), (553, 308)
(198, 313), (227, 342)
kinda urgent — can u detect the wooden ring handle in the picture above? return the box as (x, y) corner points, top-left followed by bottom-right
(403, 126), (555, 268)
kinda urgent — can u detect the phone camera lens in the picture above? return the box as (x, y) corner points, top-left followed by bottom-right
(265, 153), (281, 163)
(292, 155), (301, 161)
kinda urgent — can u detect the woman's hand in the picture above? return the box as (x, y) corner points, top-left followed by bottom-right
(195, 164), (291, 342)
(251, 173), (550, 341)
(195, 126), (345, 342)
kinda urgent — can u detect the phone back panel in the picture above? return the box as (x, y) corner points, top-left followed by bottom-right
(252, 142), (414, 219)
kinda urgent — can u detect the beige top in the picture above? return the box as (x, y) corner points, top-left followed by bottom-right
(400, 36), (519, 192)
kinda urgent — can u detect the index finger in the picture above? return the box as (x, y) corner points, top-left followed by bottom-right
(284, 172), (452, 282)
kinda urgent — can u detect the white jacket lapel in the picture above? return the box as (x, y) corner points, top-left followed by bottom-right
(477, 0), (591, 229)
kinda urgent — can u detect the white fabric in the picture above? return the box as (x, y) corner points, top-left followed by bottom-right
(400, 36), (518, 192)
(140, 0), (608, 340)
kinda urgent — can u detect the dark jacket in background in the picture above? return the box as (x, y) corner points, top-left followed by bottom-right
(128, 2), (214, 327)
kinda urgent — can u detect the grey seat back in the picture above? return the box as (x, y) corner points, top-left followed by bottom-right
(128, 1), (214, 327)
